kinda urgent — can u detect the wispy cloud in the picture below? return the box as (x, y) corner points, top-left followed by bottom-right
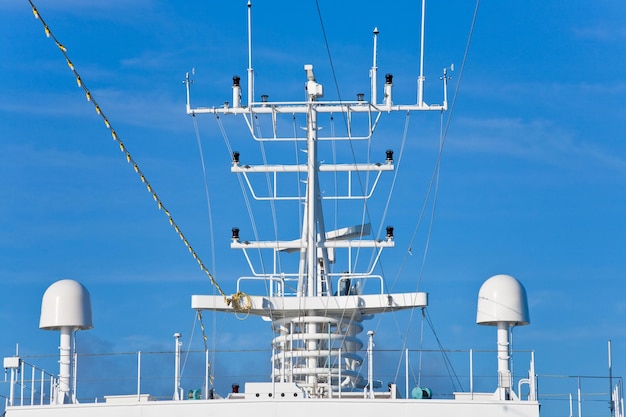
(120, 50), (183, 70)
(0, 85), (188, 133)
(451, 115), (626, 173)
(573, 26), (626, 42)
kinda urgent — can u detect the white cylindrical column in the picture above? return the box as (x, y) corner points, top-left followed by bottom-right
(58, 326), (72, 404)
(497, 322), (511, 390)
(367, 331), (375, 399)
(173, 333), (182, 400)
(232, 76), (241, 108)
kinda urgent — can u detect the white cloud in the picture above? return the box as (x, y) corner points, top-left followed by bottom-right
(451, 115), (626, 173)
(573, 26), (626, 42)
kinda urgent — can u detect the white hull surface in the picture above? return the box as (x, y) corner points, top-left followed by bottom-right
(7, 398), (539, 417)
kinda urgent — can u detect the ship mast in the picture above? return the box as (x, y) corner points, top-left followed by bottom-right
(189, 2), (447, 398)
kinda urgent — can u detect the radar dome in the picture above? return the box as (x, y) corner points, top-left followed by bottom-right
(476, 274), (529, 326)
(40, 279), (93, 330)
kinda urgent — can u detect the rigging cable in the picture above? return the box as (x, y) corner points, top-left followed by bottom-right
(385, 110), (444, 380)
(329, 114), (339, 269)
(402, 0), (481, 292)
(180, 311), (198, 380)
(313, 1), (369, 381)
(314, 0), (420, 383)
(391, 0), (482, 390)
(26, 0), (248, 312)
(423, 309), (463, 391)
(313, 1), (419, 386)
(191, 113), (219, 385)
(370, 111), (412, 284)
(312, 0), (386, 302)
(213, 114), (258, 318)
(251, 115), (283, 292)
(367, 111), (413, 370)
(248, 114), (289, 344)
(292, 114), (304, 251)
(314, 0), (378, 279)
(196, 310), (215, 387)
(191, 114), (218, 283)
(311, 6), (430, 383)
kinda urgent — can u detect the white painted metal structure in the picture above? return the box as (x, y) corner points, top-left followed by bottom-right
(4, 2), (624, 417)
(38, 279), (93, 405)
(476, 274), (532, 401)
(187, 3), (440, 397)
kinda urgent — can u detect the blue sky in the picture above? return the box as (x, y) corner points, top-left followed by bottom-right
(1, 0), (626, 411)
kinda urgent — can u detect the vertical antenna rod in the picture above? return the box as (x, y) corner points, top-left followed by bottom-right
(418, 0), (426, 106)
(184, 72), (192, 113)
(371, 27), (379, 105)
(247, 1), (254, 106)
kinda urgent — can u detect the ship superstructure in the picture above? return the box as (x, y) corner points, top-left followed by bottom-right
(2, 2), (624, 417)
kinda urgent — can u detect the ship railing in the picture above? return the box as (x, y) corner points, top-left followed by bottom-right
(236, 274), (385, 297)
(2, 348), (622, 417)
(2, 356), (56, 407)
(534, 374), (624, 417)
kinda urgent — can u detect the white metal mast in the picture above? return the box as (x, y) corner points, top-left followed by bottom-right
(189, 2), (447, 398)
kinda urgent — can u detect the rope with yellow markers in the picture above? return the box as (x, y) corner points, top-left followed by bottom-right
(196, 310), (215, 386)
(27, 0), (251, 314)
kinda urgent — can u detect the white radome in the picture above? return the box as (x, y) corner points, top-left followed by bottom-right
(476, 274), (530, 326)
(39, 279), (93, 330)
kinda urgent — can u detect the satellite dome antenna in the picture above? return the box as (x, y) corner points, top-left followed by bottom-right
(39, 279), (93, 404)
(476, 274), (530, 400)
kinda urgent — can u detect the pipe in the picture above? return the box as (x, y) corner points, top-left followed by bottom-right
(367, 331), (375, 399)
(173, 333), (182, 400)
(59, 327), (72, 404)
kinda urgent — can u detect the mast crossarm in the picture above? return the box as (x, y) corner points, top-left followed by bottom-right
(232, 162), (393, 173)
(191, 291), (428, 317)
(188, 102), (444, 116)
(231, 239), (393, 250)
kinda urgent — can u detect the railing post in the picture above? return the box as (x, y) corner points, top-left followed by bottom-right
(470, 349), (474, 399)
(31, 365), (35, 405)
(577, 377), (582, 417)
(205, 349), (209, 400)
(405, 349), (409, 399)
(20, 358), (25, 406)
(40, 368), (44, 405)
(137, 351), (142, 400)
